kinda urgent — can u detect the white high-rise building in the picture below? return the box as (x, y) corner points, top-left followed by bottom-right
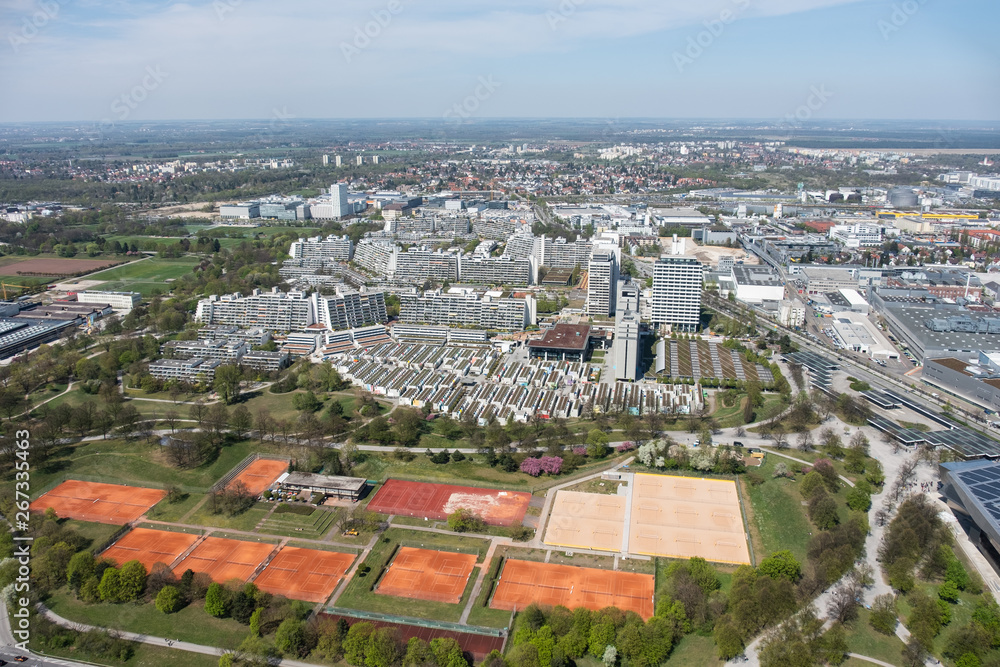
(652, 255), (703, 332)
(356, 155), (364, 166)
(587, 252), (618, 317)
(330, 183), (350, 218)
(322, 155), (329, 166)
(335, 155), (343, 167)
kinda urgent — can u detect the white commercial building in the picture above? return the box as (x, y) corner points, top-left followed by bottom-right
(613, 311), (641, 381)
(652, 253), (703, 333)
(830, 311), (899, 359)
(829, 223), (886, 249)
(778, 300), (805, 327)
(587, 252), (618, 317)
(731, 266), (785, 305)
(76, 290), (141, 313)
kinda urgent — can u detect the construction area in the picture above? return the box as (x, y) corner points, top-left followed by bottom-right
(375, 547), (477, 604)
(367, 479), (531, 526)
(490, 560), (654, 619)
(543, 473), (750, 564)
(31, 480), (167, 524)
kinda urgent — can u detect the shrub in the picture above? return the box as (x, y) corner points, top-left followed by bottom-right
(204, 582), (228, 617)
(447, 509), (486, 533)
(155, 585), (182, 614)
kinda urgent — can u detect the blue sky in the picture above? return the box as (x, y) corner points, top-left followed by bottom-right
(1, 0), (997, 123)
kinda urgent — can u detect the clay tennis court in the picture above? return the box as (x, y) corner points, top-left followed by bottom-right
(101, 528), (200, 571)
(376, 547), (477, 604)
(254, 546), (355, 603)
(628, 474), (749, 564)
(491, 560), (654, 619)
(173, 537), (275, 583)
(31, 480), (167, 524)
(544, 491), (626, 552)
(227, 459), (288, 496)
(367, 479), (530, 526)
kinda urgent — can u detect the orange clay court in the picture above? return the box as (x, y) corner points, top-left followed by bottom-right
(30, 481), (166, 524)
(227, 459), (288, 496)
(367, 479), (530, 526)
(101, 528), (200, 571)
(254, 546), (355, 604)
(628, 474), (750, 564)
(375, 547), (477, 604)
(173, 537), (275, 583)
(491, 560), (654, 619)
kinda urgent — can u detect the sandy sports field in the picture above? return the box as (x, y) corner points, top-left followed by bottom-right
(367, 479), (531, 526)
(31, 480), (166, 525)
(491, 560), (654, 619)
(628, 474), (750, 564)
(543, 491), (626, 552)
(227, 458), (288, 496)
(254, 546), (355, 603)
(376, 547), (477, 604)
(101, 527), (200, 571)
(172, 537), (275, 583)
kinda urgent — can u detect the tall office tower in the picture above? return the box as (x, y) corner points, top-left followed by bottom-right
(652, 254), (703, 332)
(334, 155), (343, 167)
(322, 154), (329, 166)
(617, 281), (640, 317)
(356, 155), (364, 166)
(613, 311), (641, 381)
(330, 183), (350, 218)
(587, 252), (618, 317)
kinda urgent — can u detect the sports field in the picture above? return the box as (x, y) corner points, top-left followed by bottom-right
(543, 491), (626, 552)
(227, 459), (288, 496)
(491, 560), (654, 619)
(628, 474), (749, 564)
(376, 547), (477, 604)
(31, 480), (166, 524)
(172, 537), (275, 583)
(101, 527), (200, 571)
(254, 546), (355, 603)
(86, 257), (200, 294)
(367, 479), (530, 526)
(0, 257), (123, 277)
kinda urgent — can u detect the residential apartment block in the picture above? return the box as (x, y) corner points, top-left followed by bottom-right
(289, 234), (354, 262)
(652, 255), (703, 332)
(400, 288), (534, 331)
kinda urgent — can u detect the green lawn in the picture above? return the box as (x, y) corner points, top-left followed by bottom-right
(146, 492), (206, 522)
(45, 588), (252, 648)
(61, 519), (123, 550)
(743, 456), (814, 564)
(665, 633), (724, 667)
(257, 506), (340, 538)
(844, 609), (905, 665)
(335, 528), (490, 622)
(184, 502), (271, 532)
(32, 639), (221, 667)
(86, 256), (200, 294)
(23, 438), (265, 497)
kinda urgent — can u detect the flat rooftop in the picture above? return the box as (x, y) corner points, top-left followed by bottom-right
(893, 306), (1000, 353)
(528, 324), (592, 351)
(732, 265), (782, 287)
(281, 472), (367, 492)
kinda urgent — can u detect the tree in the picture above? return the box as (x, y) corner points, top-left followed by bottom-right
(155, 585), (182, 614)
(117, 560), (147, 602)
(447, 508), (485, 533)
(97, 567), (121, 602)
(344, 622), (375, 666)
(759, 551), (801, 582)
(205, 582), (228, 617)
(714, 619), (744, 660)
(601, 645), (617, 667)
(870, 594), (898, 635)
(366, 627), (401, 667)
(229, 404), (252, 440)
(67, 550), (95, 592)
(214, 364), (243, 405)
(275, 618), (308, 658)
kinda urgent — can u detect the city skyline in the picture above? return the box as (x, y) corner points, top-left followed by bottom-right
(1, 0), (998, 124)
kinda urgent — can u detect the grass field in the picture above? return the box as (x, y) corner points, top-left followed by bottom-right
(86, 256), (200, 294)
(335, 528), (490, 622)
(22, 437), (267, 497)
(257, 506), (340, 538)
(32, 640), (220, 667)
(60, 519), (123, 550)
(844, 609), (905, 665)
(183, 502), (271, 532)
(45, 588), (252, 648)
(742, 456), (813, 564)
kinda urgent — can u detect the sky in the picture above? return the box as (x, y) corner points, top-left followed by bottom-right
(1, 0), (998, 123)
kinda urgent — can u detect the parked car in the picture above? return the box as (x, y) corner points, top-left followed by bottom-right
(733, 441), (745, 448)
